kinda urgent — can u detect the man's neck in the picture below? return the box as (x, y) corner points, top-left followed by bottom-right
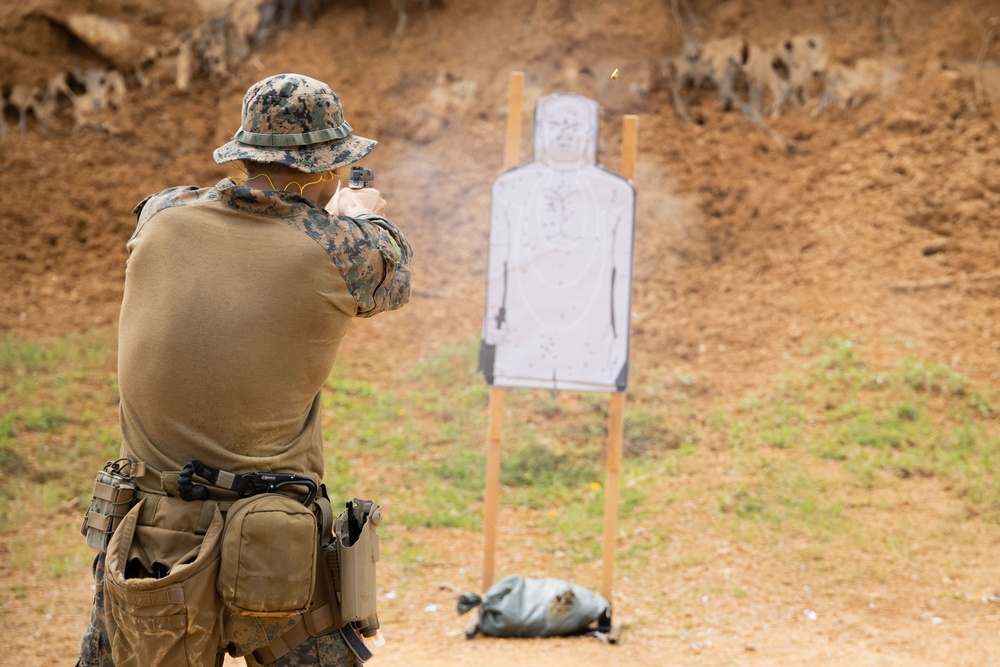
(245, 170), (337, 204)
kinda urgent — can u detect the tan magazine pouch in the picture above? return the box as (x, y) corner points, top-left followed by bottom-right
(81, 459), (142, 551)
(218, 494), (317, 617)
(103, 496), (224, 667)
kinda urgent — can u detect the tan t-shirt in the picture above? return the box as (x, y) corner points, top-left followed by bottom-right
(118, 179), (411, 493)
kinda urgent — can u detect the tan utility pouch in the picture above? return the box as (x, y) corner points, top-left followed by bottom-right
(218, 494), (317, 617)
(334, 499), (381, 629)
(81, 459), (141, 552)
(103, 496), (224, 667)
(247, 496), (381, 665)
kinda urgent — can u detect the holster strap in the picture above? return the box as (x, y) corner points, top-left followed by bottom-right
(303, 603), (336, 637)
(252, 606), (330, 664)
(315, 495), (334, 548)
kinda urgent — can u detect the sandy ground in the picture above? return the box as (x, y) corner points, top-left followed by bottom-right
(2, 0), (1000, 665)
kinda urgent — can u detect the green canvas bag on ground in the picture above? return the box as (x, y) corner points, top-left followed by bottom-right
(459, 575), (610, 638)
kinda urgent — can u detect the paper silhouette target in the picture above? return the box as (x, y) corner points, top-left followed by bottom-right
(480, 93), (636, 392)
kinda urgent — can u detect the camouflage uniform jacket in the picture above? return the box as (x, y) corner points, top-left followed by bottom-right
(117, 178), (411, 493)
(132, 178), (412, 316)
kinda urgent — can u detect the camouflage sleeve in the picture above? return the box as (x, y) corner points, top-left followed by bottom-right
(325, 214), (412, 317)
(129, 186), (206, 240)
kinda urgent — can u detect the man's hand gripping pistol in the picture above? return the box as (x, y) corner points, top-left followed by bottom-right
(326, 166), (386, 217)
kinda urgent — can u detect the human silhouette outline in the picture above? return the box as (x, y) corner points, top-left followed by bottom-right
(480, 93), (635, 392)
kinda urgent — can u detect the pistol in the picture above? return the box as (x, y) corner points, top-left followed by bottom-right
(348, 166), (374, 190)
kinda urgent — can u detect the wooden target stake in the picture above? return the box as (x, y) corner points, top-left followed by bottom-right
(600, 115), (637, 604)
(481, 71), (524, 592)
(621, 115), (638, 181)
(502, 72), (525, 172)
(600, 391), (626, 601)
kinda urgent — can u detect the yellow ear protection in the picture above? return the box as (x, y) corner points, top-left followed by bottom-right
(233, 165), (344, 194)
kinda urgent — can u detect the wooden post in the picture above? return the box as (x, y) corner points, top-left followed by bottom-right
(600, 391), (625, 601)
(482, 386), (505, 591)
(600, 115), (638, 603)
(621, 114), (638, 180)
(503, 72), (525, 171)
(482, 71), (524, 592)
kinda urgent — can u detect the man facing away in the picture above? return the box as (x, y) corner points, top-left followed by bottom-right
(76, 73), (411, 667)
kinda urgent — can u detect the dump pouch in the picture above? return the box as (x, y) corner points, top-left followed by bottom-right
(103, 496), (225, 667)
(81, 459), (140, 551)
(334, 499), (381, 632)
(218, 494), (318, 617)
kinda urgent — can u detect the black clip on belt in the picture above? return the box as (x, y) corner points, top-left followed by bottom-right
(178, 460), (317, 505)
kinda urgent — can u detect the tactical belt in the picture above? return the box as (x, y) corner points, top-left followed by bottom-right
(177, 460), (317, 505)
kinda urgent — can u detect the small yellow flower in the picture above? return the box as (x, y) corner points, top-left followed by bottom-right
(548, 510), (557, 518)
(591, 482), (601, 491)
(397, 409), (406, 417)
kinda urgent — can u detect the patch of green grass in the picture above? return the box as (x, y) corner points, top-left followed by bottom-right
(718, 471), (848, 547)
(0, 338), (64, 374)
(323, 376), (410, 458)
(322, 452), (354, 501)
(817, 335), (865, 370)
(386, 534), (432, 568)
(719, 485), (769, 520)
(405, 338), (481, 385)
(623, 407), (696, 456)
(387, 445), (486, 530)
(35, 482), (61, 515)
(837, 411), (911, 450)
(395, 484), (480, 530)
(0, 331), (119, 533)
(712, 335), (1000, 528)
(895, 402), (921, 422)
(433, 445), (486, 493)
(501, 443), (595, 488)
(756, 400), (806, 449)
(541, 476), (646, 563)
(0, 441), (25, 475)
(46, 554), (77, 578)
(24, 408), (67, 433)
(0, 416), (15, 439)
(894, 358), (966, 396)
(323, 339), (665, 542)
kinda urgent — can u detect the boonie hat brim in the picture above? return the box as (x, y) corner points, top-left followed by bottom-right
(213, 133), (376, 173)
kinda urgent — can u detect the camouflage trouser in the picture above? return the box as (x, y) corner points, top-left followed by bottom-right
(76, 552), (362, 667)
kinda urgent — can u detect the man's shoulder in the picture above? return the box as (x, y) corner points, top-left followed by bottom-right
(132, 184), (217, 218)
(131, 184), (221, 238)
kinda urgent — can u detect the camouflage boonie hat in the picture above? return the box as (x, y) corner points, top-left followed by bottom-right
(213, 73), (376, 173)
